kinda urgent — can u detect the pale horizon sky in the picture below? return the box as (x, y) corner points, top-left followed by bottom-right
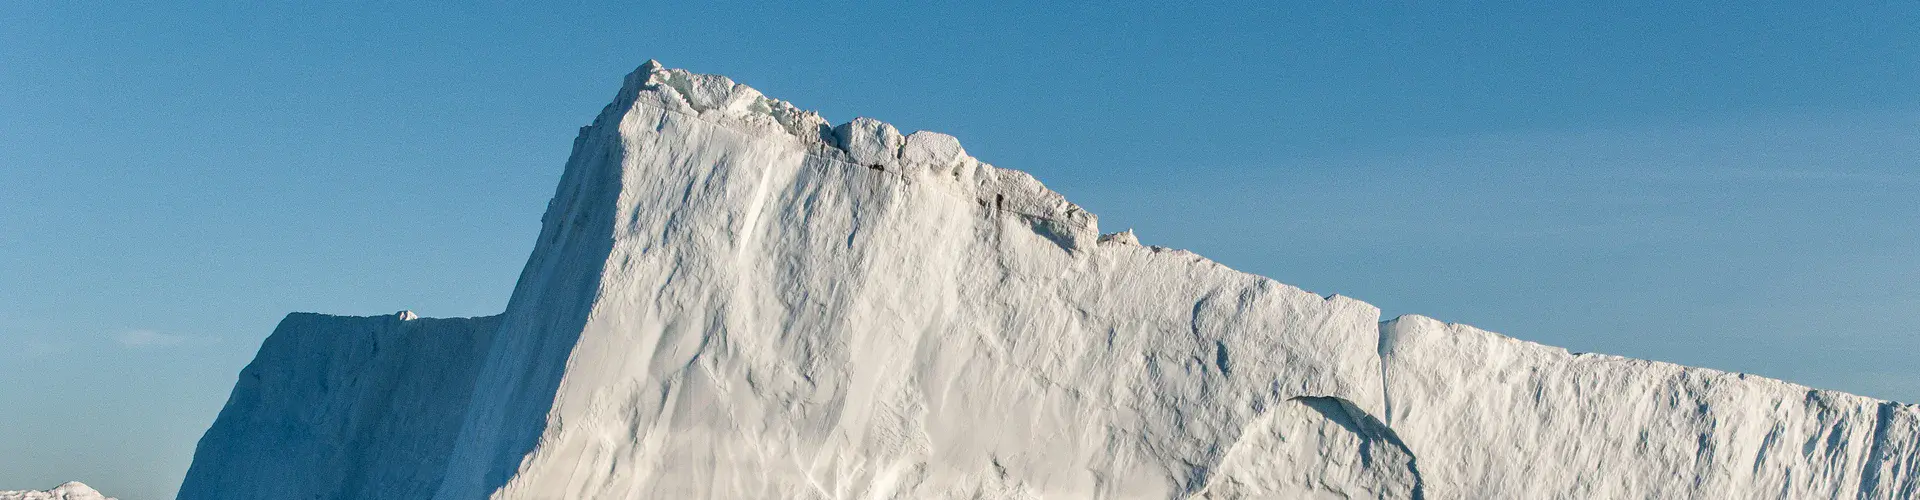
(3, 3), (1917, 498)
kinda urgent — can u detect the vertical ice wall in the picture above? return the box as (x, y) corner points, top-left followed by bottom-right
(177, 313), (497, 499)
(429, 61), (1393, 499)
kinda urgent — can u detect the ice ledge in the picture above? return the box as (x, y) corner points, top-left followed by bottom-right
(1380, 313), (1920, 406)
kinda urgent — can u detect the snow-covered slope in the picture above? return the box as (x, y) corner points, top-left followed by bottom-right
(179, 61), (1920, 499)
(0, 482), (116, 500)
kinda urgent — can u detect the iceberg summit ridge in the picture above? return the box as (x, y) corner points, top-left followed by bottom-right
(618, 60), (1101, 248)
(177, 61), (1920, 499)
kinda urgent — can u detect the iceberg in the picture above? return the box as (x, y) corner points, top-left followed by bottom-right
(178, 61), (1920, 499)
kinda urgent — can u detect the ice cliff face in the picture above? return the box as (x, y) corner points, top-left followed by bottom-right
(0, 482), (116, 500)
(179, 313), (500, 498)
(179, 61), (1920, 499)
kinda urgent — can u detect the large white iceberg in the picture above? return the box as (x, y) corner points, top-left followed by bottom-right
(177, 62), (1920, 499)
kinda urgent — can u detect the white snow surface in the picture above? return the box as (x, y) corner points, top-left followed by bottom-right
(0, 482), (115, 500)
(179, 61), (1920, 499)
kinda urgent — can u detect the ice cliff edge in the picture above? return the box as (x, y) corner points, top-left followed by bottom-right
(178, 61), (1920, 499)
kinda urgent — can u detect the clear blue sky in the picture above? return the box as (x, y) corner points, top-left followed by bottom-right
(3, 2), (1915, 498)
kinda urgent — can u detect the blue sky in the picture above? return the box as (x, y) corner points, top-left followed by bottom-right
(2, 2), (1915, 498)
